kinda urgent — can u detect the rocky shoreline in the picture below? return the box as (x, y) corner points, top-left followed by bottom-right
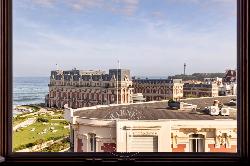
(13, 103), (47, 116)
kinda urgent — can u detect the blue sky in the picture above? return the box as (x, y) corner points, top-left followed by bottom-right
(13, 0), (237, 77)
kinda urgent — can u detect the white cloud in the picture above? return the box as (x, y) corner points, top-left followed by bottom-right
(151, 11), (164, 19)
(167, 0), (235, 4)
(28, 0), (140, 16)
(68, 0), (103, 11)
(118, 0), (139, 15)
(67, 0), (139, 16)
(31, 0), (56, 6)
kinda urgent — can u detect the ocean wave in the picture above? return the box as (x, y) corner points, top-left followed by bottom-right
(13, 77), (49, 106)
(13, 96), (44, 102)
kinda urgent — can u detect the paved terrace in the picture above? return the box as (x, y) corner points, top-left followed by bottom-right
(73, 96), (237, 120)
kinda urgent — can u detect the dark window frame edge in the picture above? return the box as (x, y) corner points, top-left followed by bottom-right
(0, 0), (248, 164)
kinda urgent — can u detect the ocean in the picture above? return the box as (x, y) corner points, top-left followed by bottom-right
(13, 77), (49, 107)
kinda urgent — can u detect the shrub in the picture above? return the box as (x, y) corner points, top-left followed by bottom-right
(60, 121), (70, 125)
(53, 115), (64, 119)
(34, 139), (45, 145)
(62, 138), (70, 144)
(13, 116), (26, 121)
(13, 140), (43, 151)
(56, 110), (64, 114)
(46, 136), (65, 141)
(37, 117), (49, 123)
(26, 142), (35, 148)
(42, 141), (70, 152)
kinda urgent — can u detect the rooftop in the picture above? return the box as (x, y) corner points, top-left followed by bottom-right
(50, 69), (131, 81)
(73, 96), (237, 120)
(132, 79), (182, 84)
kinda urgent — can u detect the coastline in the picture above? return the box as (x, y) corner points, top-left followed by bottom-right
(13, 103), (47, 118)
(12, 103), (70, 152)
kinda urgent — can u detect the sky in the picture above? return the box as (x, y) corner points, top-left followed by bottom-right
(13, 0), (237, 77)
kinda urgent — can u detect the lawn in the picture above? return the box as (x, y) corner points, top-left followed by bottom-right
(13, 118), (70, 151)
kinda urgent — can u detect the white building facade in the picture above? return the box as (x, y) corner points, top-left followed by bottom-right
(64, 96), (237, 153)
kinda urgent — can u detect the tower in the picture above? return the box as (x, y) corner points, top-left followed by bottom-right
(184, 63), (186, 75)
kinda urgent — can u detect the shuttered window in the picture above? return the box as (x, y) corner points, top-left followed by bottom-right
(128, 136), (158, 152)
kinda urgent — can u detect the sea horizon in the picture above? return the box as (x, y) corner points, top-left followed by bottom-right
(13, 77), (49, 107)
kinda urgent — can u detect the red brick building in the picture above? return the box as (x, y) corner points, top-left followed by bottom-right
(183, 83), (219, 97)
(132, 78), (184, 101)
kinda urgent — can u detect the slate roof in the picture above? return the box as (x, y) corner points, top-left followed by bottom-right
(183, 83), (213, 88)
(51, 70), (115, 81)
(132, 79), (173, 84)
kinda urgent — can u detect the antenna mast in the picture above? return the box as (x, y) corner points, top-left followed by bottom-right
(184, 63), (186, 75)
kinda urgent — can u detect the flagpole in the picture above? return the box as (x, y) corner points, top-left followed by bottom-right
(116, 61), (118, 104)
(116, 60), (120, 104)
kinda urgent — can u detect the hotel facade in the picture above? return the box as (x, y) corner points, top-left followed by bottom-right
(132, 78), (184, 101)
(46, 69), (133, 108)
(183, 83), (219, 97)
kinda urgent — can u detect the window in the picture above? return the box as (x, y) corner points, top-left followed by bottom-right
(128, 136), (158, 152)
(189, 134), (205, 152)
(89, 133), (96, 152)
(0, 0), (249, 164)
